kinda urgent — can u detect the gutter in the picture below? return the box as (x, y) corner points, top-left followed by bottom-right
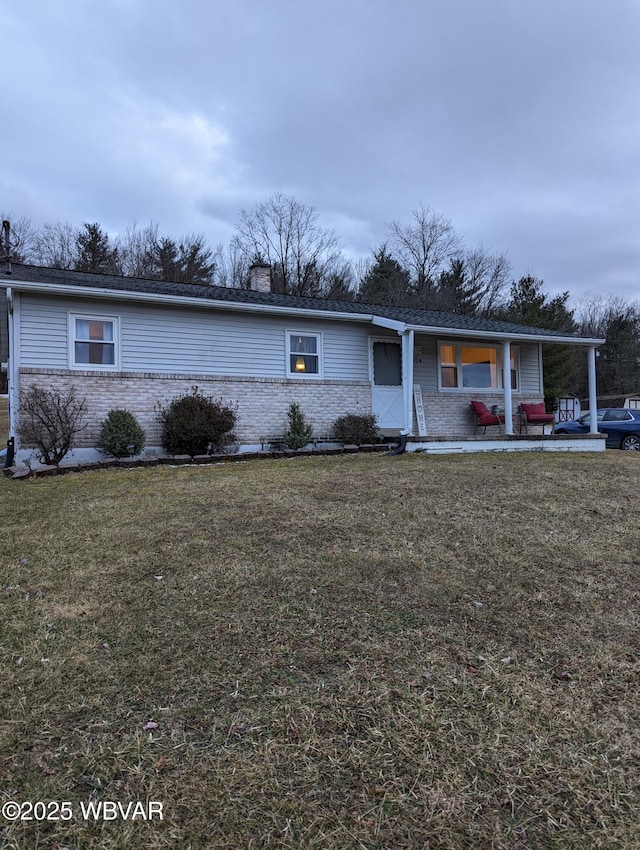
(405, 323), (605, 347)
(0, 279), (379, 326)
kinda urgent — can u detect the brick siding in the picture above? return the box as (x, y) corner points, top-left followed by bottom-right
(414, 390), (545, 436)
(17, 368), (545, 450)
(18, 368), (372, 448)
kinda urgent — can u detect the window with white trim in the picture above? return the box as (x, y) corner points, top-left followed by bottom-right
(287, 332), (321, 377)
(70, 315), (119, 369)
(438, 342), (519, 391)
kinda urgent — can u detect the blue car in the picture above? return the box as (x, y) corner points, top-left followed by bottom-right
(554, 408), (640, 450)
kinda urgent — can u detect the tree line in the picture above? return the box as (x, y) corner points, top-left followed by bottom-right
(3, 195), (639, 404)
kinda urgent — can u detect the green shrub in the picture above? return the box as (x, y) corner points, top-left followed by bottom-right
(332, 413), (379, 445)
(284, 402), (313, 450)
(17, 385), (88, 465)
(157, 387), (237, 456)
(97, 409), (146, 457)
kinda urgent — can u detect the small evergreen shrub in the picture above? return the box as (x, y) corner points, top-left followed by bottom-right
(97, 409), (146, 457)
(156, 387), (237, 456)
(17, 385), (88, 465)
(332, 413), (379, 445)
(284, 402), (313, 450)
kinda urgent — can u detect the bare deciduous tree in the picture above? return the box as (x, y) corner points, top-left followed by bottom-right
(1, 214), (39, 263)
(576, 292), (635, 338)
(321, 258), (357, 301)
(575, 292), (640, 396)
(388, 204), (462, 305)
(352, 255), (373, 293)
(34, 221), (79, 269)
(212, 241), (250, 288)
(233, 193), (344, 297)
(462, 246), (511, 315)
(114, 220), (160, 278)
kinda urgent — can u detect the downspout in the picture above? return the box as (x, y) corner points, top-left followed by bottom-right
(587, 346), (598, 434)
(6, 287), (19, 449)
(502, 340), (513, 435)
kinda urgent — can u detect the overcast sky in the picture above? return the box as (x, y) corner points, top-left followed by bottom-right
(2, 0), (640, 304)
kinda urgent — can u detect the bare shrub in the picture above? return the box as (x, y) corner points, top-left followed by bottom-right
(17, 385), (88, 465)
(332, 413), (379, 445)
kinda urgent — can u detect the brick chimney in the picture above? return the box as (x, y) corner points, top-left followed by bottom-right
(248, 260), (272, 293)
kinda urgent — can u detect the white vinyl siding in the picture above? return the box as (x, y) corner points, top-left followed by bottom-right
(18, 295), (371, 381)
(17, 294), (547, 392)
(0, 291), (8, 363)
(19, 300), (68, 368)
(413, 336), (439, 389)
(520, 344), (542, 393)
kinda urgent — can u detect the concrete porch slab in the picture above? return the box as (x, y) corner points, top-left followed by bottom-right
(405, 434), (605, 454)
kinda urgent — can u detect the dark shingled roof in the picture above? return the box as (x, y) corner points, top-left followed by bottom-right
(4, 263), (596, 342)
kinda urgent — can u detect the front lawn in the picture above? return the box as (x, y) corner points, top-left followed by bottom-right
(1, 452), (639, 849)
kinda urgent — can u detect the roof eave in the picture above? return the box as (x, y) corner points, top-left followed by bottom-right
(1, 278), (606, 345)
(406, 323), (605, 346)
(371, 316), (406, 333)
(2, 279), (377, 325)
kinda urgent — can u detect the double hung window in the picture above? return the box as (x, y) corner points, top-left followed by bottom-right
(287, 332), (321, 377)
(70, 315), (119, 369)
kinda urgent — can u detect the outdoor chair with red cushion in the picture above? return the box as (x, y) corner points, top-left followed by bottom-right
(470, 400), (505, 434)
(519, 402), (555, 434)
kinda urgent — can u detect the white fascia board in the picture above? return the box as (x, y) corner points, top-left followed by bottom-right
(406, 323), (605, 346)
(370, 316), (406, 333)
(5, 280), (377, 325)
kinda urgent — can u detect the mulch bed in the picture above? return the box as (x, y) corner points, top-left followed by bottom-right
(3, 443), (393, 480)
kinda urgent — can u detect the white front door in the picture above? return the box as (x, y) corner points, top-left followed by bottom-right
(371, 339), (404, 429)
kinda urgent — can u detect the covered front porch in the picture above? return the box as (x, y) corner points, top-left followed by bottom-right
(369, 316), (605, 451)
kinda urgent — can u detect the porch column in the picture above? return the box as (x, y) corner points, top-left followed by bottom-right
(401, 329), (415, 435)
(502, 340), (514, 435)
(587, 345), (598, 434)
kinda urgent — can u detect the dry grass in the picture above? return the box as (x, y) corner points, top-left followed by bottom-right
(1, 451), (639, 849)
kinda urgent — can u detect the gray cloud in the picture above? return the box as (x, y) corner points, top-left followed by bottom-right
(3, 0), (640, 303)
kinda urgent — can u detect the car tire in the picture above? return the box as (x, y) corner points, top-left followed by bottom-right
(621, 434), (640, 451)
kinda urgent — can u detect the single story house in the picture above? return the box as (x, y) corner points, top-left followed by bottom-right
(1, 261), (605, 463)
